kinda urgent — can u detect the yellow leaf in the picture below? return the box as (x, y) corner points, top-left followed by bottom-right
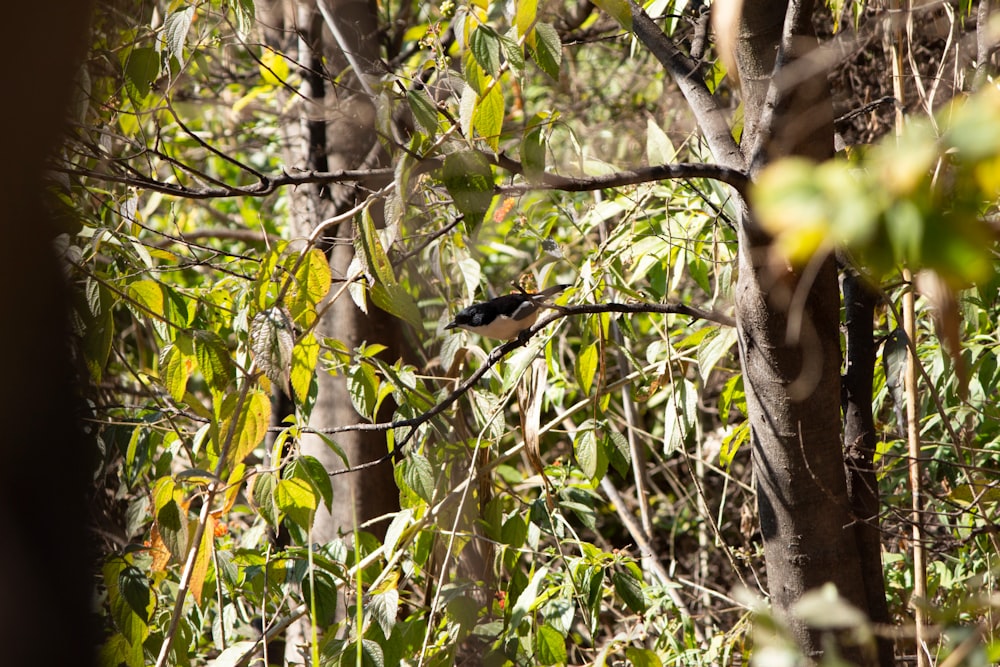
(291, 333), (319, 402)
(189, 513), (215, 605)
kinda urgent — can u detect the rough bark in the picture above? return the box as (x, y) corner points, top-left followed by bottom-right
(259, 0), (400, 545)
(733, 0), (876, 661)
(842, 269), (895, 667)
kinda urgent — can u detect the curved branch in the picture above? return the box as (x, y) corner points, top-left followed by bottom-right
(596, 0), (744, 170)
(316, 298), (733, 476)
(54, 163), (394, 199)
(498, 161), (750, 197)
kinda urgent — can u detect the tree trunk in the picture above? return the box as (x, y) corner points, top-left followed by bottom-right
(733, 0), (878, 661)
(843, 269), (895, 667)
(257, 3), (401, 659)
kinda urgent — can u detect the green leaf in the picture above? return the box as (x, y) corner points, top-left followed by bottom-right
(403, 453), (435, 503)
(474, 84), (505, 152)
(718, 374), (745, 424)
(522, 123), (546, 181)
(369, 586), (400, 637)
(646, 117), (675, 165)
(194, 330), (234, 393)
(510, 566), (547, 630)
(626, 647), (664, 667)
(534, 624), (567, 665)
(252, 472), (279, 527)
(441, 151), (494, 229)
(499, 29), (525, 79)
(122, 47), (160, 100)
(697, 326), (737, 382)
(128, 279), (164, 319)
(84, 278), (114, 382)
(290, 332), (319, 402)
(606, 430), (631, 476)
(251, 307), (294, 394)
(720, 421), (749, 468)
(370, 281), (424, 332)
(470, 26), (501, 77)
(118, 565), (154, 623)
(406, 89), (439, 136)
(502, 512), (528, 549)
(349, 364), (379, 420)
(355, 208), (396, 287)
(156, 498), (188, 563)
(574, 425), (599, 480)
(575, 341), (599, 395)
(302, 569), (339, 628)
(232, 0), (256, 37)
(293, 455), (334, 511)
(530, 23), (562, 81)
(613, 566), (647, 613)
(275, 477), (317, 529)
(663, 379), (697, 454)
(590, 0), (633, 28)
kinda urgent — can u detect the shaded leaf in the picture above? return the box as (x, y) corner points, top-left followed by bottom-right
(406, 89), (439, 136)
(613, 567), (647, 613)
(194, 330), (234, 393)
(403, 453), (435, 503)
(441, 151), (494, 229)
(530, 22), (562, 81)
(163, 7), (194, 63)
(470, 26), (501, 76)
(251, 307), (294, 395)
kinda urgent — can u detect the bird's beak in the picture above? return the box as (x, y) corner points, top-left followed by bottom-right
(444, 321), (457, 330)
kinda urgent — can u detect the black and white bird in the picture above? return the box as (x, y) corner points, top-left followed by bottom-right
(444, 284), (570, 340)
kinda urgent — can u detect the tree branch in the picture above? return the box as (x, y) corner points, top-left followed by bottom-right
(498, 161), (750, 198)
(598, 0), (744, 170)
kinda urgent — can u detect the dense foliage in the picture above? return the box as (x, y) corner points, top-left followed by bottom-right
(69, 1), (1000, 665)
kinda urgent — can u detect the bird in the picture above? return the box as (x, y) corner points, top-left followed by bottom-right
(444, 284), (570, 340)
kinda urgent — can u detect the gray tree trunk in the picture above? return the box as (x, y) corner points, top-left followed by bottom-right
(732, 1), (880, 662)
(256, 1), (401, 661)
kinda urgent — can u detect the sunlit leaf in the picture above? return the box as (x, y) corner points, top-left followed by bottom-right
(290, 332), (319, 402)
(576, 341), (599, 395)
(189, 513), (216, 605)
(275, 477), (317, 529)
(474, 83), (504, 152)
(534, 624), (567, 665)
(403, 453), (435, 503)
(219, 390), (271, 469)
